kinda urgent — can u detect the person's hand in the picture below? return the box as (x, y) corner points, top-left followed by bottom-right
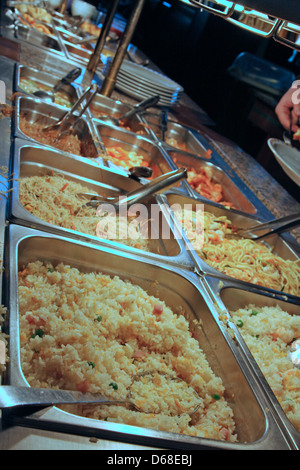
(275, 80), (300, 132)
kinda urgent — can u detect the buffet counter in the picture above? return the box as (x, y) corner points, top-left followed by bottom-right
(0, 4), (299, 451)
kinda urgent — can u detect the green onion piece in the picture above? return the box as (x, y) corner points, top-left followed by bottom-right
(212, 393), (220, 400)
(31, 328), (44, 338)
(109, 382), (118, 390)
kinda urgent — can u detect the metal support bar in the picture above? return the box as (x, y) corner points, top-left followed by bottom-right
(87, 0), (120, 74)
(187, 0), (235, 18)
(226, 16), (282, 38)
(100, 0), (146, 97)
(273, 20), (300, 52)
(58, 0), (68, 15)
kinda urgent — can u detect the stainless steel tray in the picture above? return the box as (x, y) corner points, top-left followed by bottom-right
(62, 40), (95, 65)
(14, 23), (64, 56)
(4, 224), (293, 450)
(14, 96), (101, 160)
(93, 121), (176, 178)
(9, 139), (189, 266)
(15, 64), (80, 110)
(55, 26), (95, 53)
(162, 192), (300, 297)
(205, 276), (300, 449)
(168, 151), (257, 214)
(88, 95), (151, 138)
(142, 113), (211, 158)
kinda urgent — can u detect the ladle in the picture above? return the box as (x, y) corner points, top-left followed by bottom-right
(101, 95), (160, 126)
(76, 168), (187, 212)
(42, 83), (98, 135)
(33, 67), (82, 103)
(0, 371), (201, 415)
(228, 212), (300, 240)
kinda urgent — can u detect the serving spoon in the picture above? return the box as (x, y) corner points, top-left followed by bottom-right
(76, 167), (187, 213)
(100, 95), (160, 127)
(33, 67), (82, 103)
(0, 371), (202, 415)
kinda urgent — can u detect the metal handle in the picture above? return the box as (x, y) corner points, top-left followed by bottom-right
(238, 212), (300, 239)
(88, 168), (187, 210)
(74, 35), (98, 45)
(115, 167), (187, 209)
(0, 385), (124, 409)
(56, 83), (98, 128)
(187, 0), (235, 18)
(119, 95), (160, 120)
(53, 67), (82, 93)
(226, 15), (282, 39)
(273, 20), (300, 53)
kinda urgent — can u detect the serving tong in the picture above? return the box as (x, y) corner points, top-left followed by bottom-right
(33, 67), (81, 103)
(6, 7), (32, 28)
(229, 212), (300, 240)
(76, 168), (187, 213)
(69, 17), (85, 35)
(100, 95), (160, 127)
(42, 83), (98, 140)
(0, 371), (201, 415)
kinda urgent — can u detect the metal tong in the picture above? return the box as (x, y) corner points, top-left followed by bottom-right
(34, 67), (82, 102)
(8, 7), (32, 28)
(52, 67), (82, 94)
(0, 371), (201, 415)
(77, 167), (187, 213)
(42, 83), (98, 139)
(0, 385), (128, 409)
(232, 212), (300, 240)
(101, 95), (160, 126)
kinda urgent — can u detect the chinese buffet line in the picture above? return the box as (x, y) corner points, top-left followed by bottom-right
(0, 1), (299, 451)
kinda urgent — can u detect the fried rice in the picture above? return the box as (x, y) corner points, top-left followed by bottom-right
(229, 304), (300, 432)
(19, 261), (237, 441)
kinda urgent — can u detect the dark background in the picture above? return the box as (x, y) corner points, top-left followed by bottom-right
(99, 0), (300, 200)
